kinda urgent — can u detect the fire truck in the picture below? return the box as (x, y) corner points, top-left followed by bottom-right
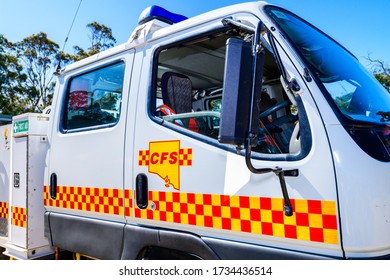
(0, 1), (389, 260)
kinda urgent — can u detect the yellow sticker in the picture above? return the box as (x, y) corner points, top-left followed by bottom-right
(138, 140), (192, 191)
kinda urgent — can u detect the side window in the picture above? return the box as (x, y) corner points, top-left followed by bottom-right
(152, 30), (301, 155)
(63, 61), (125, 131)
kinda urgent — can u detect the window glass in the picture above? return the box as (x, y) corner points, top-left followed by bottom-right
(152, 30), (301, 154)
(267, 7), (390, 125)
(63, 62), (125, 131)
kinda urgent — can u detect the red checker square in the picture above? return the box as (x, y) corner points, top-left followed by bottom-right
(230, 207), (240, 219)
(260, 197), (272, 210)
(166, 202), (173, 212)
(295, 212), (309, 226)
(173, 212), (181, 223)
(204, 216), (213, 227)
(180, 203), (188, 214)
(284, 224), (297, 239)
(134, 208), (141, 218)
(172, 192), (180, 202)
(322, 214), (338, 229)
(261, 222), (273, 236)
(220, 195), (230, 206)
(310, 227), (324, 243)
(203, 194), (212, 205)
(241, 220), (251, 233)
(187, 193), (195, 204)
(308, 200), (322, 214)
(93, 188), (100, 196)
(221, 217), (232, 230)
(146, 210), (153, 220)
(195, 204), (204, 215)
(272, 210), (284, 224)
(239, 196), (250, 208)
(212, 205), (222, 217)
(159, 211), (167, 222)
(103, 189), (109, 197)
(250, 209), (261, 222)
(159, 192), (166, 202)
(188, 214), (197, 225)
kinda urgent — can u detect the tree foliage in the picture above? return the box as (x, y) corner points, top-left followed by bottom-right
(13, 32), (60, 111)
(72, 22), (117, 61)
(0, 35), (26, 115)
(367, 56), (390, 92)
(0, 21), (117, 115)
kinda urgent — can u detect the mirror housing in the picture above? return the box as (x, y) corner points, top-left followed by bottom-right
(218, 38), (254, 146)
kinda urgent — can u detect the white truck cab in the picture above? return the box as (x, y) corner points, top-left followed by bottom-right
(1, 1), (389, 260)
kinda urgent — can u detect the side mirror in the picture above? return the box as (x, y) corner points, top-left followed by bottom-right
(218, 38), (254, 147)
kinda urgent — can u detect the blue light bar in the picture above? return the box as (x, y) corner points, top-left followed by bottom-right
(138, 5), (188, 25)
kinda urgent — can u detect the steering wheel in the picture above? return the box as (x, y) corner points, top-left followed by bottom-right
(259, 99), (297, 132)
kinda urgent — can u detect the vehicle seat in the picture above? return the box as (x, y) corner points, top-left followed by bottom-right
(161, 72), (193, 114)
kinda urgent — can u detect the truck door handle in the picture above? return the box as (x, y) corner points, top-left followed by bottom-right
(50, 173), (57, 199)
(136, 173), (148, 209)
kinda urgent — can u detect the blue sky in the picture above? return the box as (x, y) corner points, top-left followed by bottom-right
(0, 0), (389, 69)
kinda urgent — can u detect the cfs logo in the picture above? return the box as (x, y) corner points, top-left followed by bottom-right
(138, 140), (192, 191)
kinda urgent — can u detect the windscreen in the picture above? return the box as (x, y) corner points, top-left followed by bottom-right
(266, 7), (390, 125)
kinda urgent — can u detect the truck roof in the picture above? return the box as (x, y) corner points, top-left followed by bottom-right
(59, 1), (269, 75)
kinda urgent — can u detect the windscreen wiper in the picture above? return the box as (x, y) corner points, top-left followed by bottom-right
(377, 111), (390, 121)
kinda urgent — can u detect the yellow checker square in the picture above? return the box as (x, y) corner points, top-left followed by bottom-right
(323, 229), (339, 244)
(240, 208), (251, 220)
(296, 226), (311, 241)
(204, 205), (213, 216)
(166, 212), (174, 223)
(260, 209), (272, 223)
(250, 221), (262, 234)
(187, 203), (196, 215)
(231, 218), (241, 231)
(294, 199), (308, 213)
(211, 194), (221, 206)
(221, 206), (231, 218)
(151, 191), (159, 201)
(180, 213), (189, 224)
(271, 197), (284, 211)
(165, 192), (173, 202)
(321, 201), (336, 215)
(158, 201), (166, 212)
(272, 223), (285, 238)
(230, 196), (240, 208)
(249, 197), (260, 209)
(283, 213), (297, 226)
(173, 202), (181, 213)
(196, 215), (204, 227)
(308, 213), (323, 228)
(194, 193), (203, 205)
(212, 216), (223, 229)
(153, 211), (161, 221)
(180, 193), (188, 203)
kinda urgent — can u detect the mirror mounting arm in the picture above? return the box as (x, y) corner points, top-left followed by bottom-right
(245, 21), (296, 217)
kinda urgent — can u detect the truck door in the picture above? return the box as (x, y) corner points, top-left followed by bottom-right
(129, 17), (342, 259)
(45, 51), (134, 259)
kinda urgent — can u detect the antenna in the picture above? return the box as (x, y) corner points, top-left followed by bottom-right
(55, 0), (83, 73)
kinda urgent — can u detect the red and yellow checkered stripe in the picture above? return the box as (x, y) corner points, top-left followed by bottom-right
(43, 186), (338, 244)
(43, 186), (132, 216)
(135, 191), (339, 245)
(12, 206), (26, 228)
(0, 201), (8, 219)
